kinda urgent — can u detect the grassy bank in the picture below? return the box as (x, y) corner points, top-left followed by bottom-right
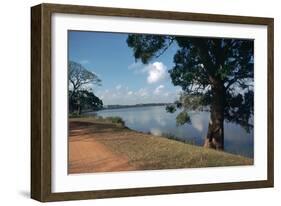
(69, 117), (253, 171)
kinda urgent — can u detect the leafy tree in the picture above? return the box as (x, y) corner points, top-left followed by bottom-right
(68, 61), (102, 114)
(69, 90), (103, 114)
(127, 35), (254, 150)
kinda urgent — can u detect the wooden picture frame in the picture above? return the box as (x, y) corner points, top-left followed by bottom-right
(31, 3), (274, 202)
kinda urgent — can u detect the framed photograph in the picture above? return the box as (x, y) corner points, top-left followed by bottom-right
(31, 3), (274, 202)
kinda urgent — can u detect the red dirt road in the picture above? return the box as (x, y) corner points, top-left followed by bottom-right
(68, 119), (253, 174)
(68, 121), (135, 174)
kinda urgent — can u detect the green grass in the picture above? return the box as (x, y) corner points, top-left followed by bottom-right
(104, 116), (125, 127)
(70, 115), (126, 127)
(148, 132), (197, 145)
(69, 117), (253, 170)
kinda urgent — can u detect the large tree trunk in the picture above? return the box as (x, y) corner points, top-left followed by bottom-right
(203, 81), (225, 150)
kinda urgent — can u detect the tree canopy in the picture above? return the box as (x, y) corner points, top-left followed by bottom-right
(68, 61), (103, 114)
(68, 60), (101, 92)
(127, 34), (254, 149)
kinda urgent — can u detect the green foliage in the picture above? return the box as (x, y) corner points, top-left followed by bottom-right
(68, 60), (103, 114)
(179, 93), (206, 111)
(165, 104), (176, 113)
(68, 113), (82, 118)
(69, 90), (103, 115)
(127, 34), (254, 131)
(105, 116), (125, 127)
(127, 35), (168, 64)
(224, 90), (254, 132)
(176, 111), (191, 126)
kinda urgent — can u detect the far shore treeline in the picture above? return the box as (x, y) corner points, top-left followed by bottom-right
(103, 103), (169, 110)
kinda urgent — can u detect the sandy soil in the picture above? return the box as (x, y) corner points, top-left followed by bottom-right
(68, 121), (135, 174)
(68, 119), (253, 174)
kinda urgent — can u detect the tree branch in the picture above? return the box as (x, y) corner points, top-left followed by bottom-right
(155, 37), (175, 58)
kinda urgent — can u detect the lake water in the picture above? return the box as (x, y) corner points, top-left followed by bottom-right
(89, 106), (253, 158)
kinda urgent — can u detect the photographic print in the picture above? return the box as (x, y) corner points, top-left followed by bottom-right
(31, 4), (273, 201)
(68, 31), (254, 174)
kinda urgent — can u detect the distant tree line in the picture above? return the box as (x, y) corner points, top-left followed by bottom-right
(105, 103), (169, 110)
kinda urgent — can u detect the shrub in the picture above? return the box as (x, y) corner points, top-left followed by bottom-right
(105, 116), (125, 127)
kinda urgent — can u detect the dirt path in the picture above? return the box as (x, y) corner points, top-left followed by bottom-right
(69, 119), (253, 174)
(68, 121), (136, 174)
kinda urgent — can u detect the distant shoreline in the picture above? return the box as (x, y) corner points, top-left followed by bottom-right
(82, 103), (171, 114)
(102, 103), (171, 110)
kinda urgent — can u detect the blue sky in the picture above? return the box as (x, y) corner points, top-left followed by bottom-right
(68, 31), (181, 105)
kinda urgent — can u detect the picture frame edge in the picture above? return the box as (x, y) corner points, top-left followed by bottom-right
(31, 3), (274, 202)
(267, 18), (274, 188)
(31, 4), (43, 202)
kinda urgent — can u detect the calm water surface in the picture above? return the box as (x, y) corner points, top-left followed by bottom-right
(88, 106), (253, 158)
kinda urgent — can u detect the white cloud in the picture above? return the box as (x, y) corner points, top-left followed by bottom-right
(145, 62), (167, 84)
(153, 85), (165, 95)
(136, 88), (148, 97)
(129, 61), (168, 84)
(115, 84), (122, 90)
(95, 85), (179, 105)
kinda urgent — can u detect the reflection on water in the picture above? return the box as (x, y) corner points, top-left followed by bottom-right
(90, 106), (253, 158)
